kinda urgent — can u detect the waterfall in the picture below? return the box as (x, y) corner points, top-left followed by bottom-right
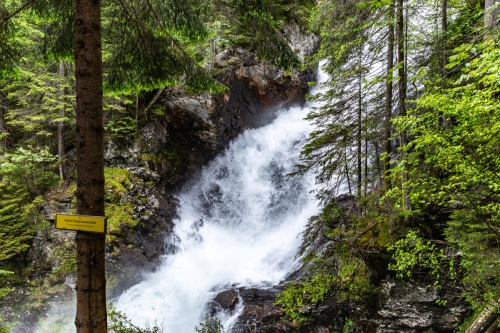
(113, 66), (328, 332)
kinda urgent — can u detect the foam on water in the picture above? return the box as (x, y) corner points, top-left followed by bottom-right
(111, 64), (327, 332)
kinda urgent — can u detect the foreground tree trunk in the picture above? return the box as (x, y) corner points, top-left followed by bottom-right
(73, 0), (106, 332)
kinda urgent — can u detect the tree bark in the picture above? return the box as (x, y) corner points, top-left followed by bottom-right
(397, 0), (406, 121)
(73, 0), (107, 331)
(397, 0), (410, 211)
(465, 303), (498, 333)
(485, 0), (500, 28)
(0, 102), (7, 152)
(384, 3), (395, 193)
(441, 0), (448, 77)
(344, 144), (353, 197)
(357, 61), (363, 197)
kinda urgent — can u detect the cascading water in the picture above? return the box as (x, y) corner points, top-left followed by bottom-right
(113, 66), (328, 332)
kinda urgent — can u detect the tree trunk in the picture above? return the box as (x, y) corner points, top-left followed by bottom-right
(397, 0), (406, 121)
(465, 303), (498, 333)
(58, 60), (66, 182)
(441, 0), (448, 77)
(135, 94), (139, 139)
(485, 0), (500, 28)
(397, 0), (410, 211)
(364, 114), (368, 197)
(384, 3), (395, 193)
(357, 64), (362, 197)
(344, 144), (353, 197)
(73, 0), (107, 331)
(0, 105), (7, 153)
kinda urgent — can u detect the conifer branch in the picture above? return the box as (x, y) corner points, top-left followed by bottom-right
(0, 0), (38, 27)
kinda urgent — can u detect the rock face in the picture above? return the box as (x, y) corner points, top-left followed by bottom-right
(367, 280), (469, 332)
(105, 184), (179, 298)
(106, 24), (317, 190)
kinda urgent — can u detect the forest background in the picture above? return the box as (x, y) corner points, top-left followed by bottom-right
(0, 0), (499, 331)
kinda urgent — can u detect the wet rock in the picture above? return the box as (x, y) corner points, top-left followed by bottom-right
(231, 287), (294, 333)
(214, 290), (239, 311)
(366, 279), (469, 333)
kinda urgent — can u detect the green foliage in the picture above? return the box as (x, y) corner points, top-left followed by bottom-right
(0, 313), (9, 333)
(207, 0), (304, 70)
(108, 304), (161, 333)
(106, 203), (140, 239)
(0, 170), (49, 263)
(0, 146), (58, 199)
(0, 270), (13, 299)
(388, 231), (456, 288)
(104, 168), (140, 239)
(277, 249), (374, 324)
(105, 168), (133, 200)
(0, 1), (22, 81)
(2, 58), (74, 145)
(0, 3), (74, 156)
(343, 318), (354, 333)
(276, 274), (338, 323)
(104, 117), (136, 140)
(101, 0), (224, 94)
(194, 315), (223, 333)
(278, 200), (376, 323)
(392, 40), (500, 307)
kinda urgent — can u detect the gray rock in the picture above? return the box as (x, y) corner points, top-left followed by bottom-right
(282, 23), (320, 60)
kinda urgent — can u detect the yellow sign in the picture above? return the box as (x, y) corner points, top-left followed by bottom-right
(55, 214), (107, 233)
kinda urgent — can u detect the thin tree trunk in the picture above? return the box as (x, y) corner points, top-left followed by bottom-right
(357, 57), (363, 197)
(58, 60), (66, 182)
(135, 94), (139, 139)
(143, 87), (165, 115)
(397, 0), (406, 121)
(384, 4), (394, 193)
(0, 104), (7, 153)
(396, 0), (410, 211)
(440, 0), (451, 129)
(74, 0), (107, 331)
(345, 144), (353, 197)
(374, 138), (382, 181)
(364, 106), (368, 197)
(441, 0), (448, 77)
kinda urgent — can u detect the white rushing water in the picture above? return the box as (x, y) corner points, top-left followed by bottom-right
(113, 66), (328, 332)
